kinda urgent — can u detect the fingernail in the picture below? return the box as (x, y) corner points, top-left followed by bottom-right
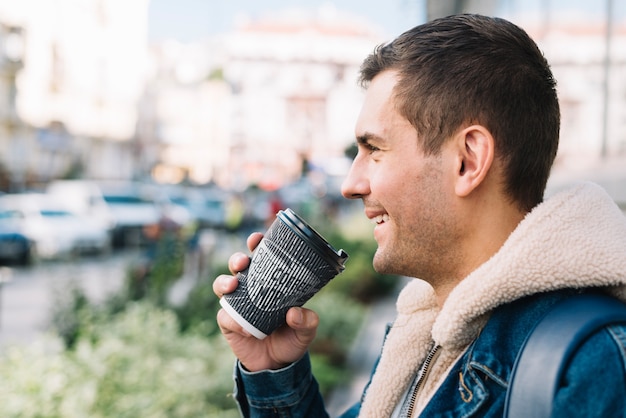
(236, 253), (250, 265)
(293, 308), (303, 325)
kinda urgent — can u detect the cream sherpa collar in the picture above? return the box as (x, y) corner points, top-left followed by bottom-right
(359, 182), (626, 417)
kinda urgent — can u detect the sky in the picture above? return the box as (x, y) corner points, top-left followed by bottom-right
(148, 0), (425, 42)
(148, 0), (622, 44)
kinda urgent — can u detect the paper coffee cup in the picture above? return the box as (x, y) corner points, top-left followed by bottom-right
(220, 208), (348, 339)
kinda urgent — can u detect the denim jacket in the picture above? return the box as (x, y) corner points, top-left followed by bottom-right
(233, 290), (626, 417)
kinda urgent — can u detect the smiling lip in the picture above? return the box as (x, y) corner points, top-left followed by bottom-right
(366, 210), (389, 242)
(371, 214), (390, 224)
(365, 208), (390, 225)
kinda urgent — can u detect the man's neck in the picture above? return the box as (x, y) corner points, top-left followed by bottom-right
(433, 204), (526, 309)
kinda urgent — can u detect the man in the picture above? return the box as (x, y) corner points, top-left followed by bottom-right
(214, 14), (626, 417)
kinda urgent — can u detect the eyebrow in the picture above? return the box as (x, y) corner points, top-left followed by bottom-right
(356, 132), (385, 146)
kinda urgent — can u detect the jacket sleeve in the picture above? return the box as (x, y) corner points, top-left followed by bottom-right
(233, 352), (331, 418)
(552, 324), (626, 418)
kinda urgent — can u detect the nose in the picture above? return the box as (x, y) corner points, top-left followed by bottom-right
(341, 156), (370, 200)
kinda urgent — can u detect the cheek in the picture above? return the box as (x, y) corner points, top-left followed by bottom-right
(369, 163), (409, 196)
(372, 174), (417, 227)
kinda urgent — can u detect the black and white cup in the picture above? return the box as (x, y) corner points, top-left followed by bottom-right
(220, 208), (349, 339)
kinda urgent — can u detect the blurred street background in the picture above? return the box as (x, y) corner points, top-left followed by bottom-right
(0, 0), (625, 416)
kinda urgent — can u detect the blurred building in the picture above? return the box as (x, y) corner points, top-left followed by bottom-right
(137, 39), (233, 186)
(0, 1), (624, 193)
(426, 0), (498, 20)
(141, 6), (383, 190)
(425, 0), (626, 170)
(0, 22), (25, 191)
(134, 2), (626, 190)
(221, 8), (382, 190)
(0, 0), (149, 188)
(535, 20), (626, 169)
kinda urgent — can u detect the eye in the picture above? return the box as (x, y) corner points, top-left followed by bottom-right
(355, 135), (383, 157)
(365, 142), (381, 153)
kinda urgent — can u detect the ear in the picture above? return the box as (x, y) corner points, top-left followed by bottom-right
(453, 125), (495, 197)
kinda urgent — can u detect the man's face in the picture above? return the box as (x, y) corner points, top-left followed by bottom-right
(341, 70), (460, 281)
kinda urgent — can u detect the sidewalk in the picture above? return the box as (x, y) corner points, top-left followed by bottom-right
(326, 279), (407, 415)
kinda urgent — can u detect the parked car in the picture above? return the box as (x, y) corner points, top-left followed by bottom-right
(101, 192), (159, 247)
(100, 181), (201, 248)
(167, 187), (227, 230)
(192, 194), (227, 229)
(0, 193), (111, 260)
(0, 212), (34, 266)
(46, 180), (116, 235)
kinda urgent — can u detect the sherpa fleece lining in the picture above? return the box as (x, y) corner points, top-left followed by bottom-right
(358, 182), (626, 417)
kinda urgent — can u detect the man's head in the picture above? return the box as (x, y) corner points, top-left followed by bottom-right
(342, 15), (560, 290)
(358, 14), (560, 212)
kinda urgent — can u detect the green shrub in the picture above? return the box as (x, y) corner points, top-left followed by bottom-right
(49, 281), (91, 349)
(306, 289), (365, 364)
(0, 302), (239, 418)
(306, 289), (365, 395)
(173, 262), (230, 335)
(310, 353), (351, 397)
(125, 233), (186, 306)
(320, 228), (398, 303)
(36, 209), (399, 413)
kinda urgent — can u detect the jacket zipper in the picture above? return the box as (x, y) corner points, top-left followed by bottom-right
(404, 344), (441, 418)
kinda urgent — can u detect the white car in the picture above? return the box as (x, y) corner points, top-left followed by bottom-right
(46, 180), (116, 234)
(100, 181), (193, 247)
(0, 193), (111, 260)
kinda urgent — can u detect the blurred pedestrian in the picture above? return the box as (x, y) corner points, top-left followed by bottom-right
(265, 191), (284, 228)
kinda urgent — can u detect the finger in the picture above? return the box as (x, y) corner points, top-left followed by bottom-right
(228, 252), (251, 275)
(213, 274), (239, 298)
(246, 232), (264, 252)
(217, 308), (251, 337)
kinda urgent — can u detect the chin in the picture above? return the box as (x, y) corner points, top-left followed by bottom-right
(372, 251), (392, 275)
(374, 249), (414, 277)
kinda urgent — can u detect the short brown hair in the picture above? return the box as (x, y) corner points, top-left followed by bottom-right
(359, 14), (560, 212)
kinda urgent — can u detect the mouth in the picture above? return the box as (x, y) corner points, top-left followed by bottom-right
(371, 213), (390, 225)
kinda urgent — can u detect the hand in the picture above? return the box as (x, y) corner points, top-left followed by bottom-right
(213, 232), (319, 371)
